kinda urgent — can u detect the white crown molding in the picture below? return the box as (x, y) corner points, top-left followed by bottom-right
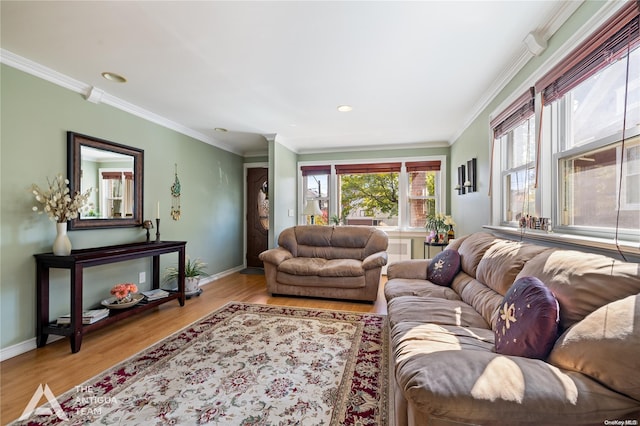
(297, 140), (450, 155)
(271, 133), (301, 154)
(0, 49), (87, 93)
(0, 48), (242, 156)
(449, 0), (584, 144)
(242, 149), (270, 158)
(487, 0), (627, 125)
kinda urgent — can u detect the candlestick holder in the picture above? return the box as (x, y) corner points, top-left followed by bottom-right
(155, 218), (161, 242)
(142, 220), (154, 242)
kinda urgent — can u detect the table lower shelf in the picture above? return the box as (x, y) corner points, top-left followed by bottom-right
(42, 293), (182, 337)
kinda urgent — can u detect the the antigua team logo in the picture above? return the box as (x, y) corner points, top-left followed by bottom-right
(18, 383), (68, 421)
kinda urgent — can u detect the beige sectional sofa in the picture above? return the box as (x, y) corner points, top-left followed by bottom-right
(385, 232), (640, 425)
(259, 225), (388, 302)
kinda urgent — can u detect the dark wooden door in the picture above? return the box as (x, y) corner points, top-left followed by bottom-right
(246, 167), (269, 268)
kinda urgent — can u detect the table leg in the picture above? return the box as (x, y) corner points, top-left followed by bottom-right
(178, 247), (185, 306)
(36, 264), (49, 347)
(70, 264), (84, 353)
(152, 255), (160, 290)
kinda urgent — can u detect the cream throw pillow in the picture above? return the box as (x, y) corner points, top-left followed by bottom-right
(548, 294), (640, 401)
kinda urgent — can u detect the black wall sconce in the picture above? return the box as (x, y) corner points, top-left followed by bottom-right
(465, 158), (477, 193)
(455, 158), (477, 195)
(455, 165), (466, 195)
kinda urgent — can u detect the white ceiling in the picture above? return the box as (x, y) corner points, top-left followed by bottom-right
(1, 1), (579, 156)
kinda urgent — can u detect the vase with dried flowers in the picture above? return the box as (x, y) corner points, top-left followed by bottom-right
(31, 174), (92, 255)
(110, 283), (139, 304)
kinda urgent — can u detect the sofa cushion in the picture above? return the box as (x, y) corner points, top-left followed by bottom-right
(392, 321), (639, 425)
(384, 279), (462, 302)
(476, 240), (551, 296)
(456, 276), (505, 330)
(388, 296), (489, 329)
(318, 259), (364, 277)
(548, 294), (640, 401)
(392, 322), (495, 365)
(457, 232), (500, 278)
(516, 249), (640, 331)
(277, 257), (326, 275)
(294, 225), (333, 247)
(495, 277), (559, 360)
(276, 271), (365, 288)
(277, 257), (363, 277)
(426, 249), (461, 287)
(288, 226), (388, 261)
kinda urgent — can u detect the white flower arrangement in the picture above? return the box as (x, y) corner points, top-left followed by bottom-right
(444, 215), (456, 227)
(31, 174), (92, 223)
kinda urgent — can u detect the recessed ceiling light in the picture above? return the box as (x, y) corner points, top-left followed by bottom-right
(101, 71), (127, 83)
(337, 105), (353, 112)
(214, 127), (228, 132)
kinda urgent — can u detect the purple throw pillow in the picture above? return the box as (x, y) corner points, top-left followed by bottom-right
(426, 249), (461, 287)
(495, 276), (559, 360)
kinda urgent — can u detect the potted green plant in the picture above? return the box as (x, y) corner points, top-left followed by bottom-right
(164, 257), (209, 295)
(425, 213), (455, 243)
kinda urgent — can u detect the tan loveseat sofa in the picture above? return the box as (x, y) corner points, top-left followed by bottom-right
(386, 232), (640, 425)
(259, 225), (388, 302)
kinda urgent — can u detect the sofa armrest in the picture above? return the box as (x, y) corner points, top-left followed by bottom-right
(386, 259), (430, 280)
(362, 251), (388, 270)
(259, 247), (293, 266)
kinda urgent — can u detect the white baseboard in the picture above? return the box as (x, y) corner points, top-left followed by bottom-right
(0, 265), (246, 361)
(0, 335), (64, 362)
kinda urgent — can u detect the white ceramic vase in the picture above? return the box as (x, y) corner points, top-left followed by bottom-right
(53, 222), (72, 256)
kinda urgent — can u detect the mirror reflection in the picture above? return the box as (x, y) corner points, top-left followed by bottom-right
(80, 146), (135, 219)
(68, 132), (143, 230)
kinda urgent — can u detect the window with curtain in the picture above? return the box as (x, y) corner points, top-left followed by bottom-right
(336, 163), (401, 227)
(491, 88), (537, 224)
(406, 161), (441, 227)
(299, 159), (445, 229)
(301, 165), (330, 225)
(538, 3), (640, 232)
(490, 3), (640, 241)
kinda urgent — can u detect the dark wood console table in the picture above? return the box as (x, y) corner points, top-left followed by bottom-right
(34, 241), (186, 353)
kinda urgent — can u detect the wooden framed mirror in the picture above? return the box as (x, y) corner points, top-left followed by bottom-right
(67, 132), (144, 229)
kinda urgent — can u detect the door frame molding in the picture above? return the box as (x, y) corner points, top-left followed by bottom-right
(243, 163), (269, 269)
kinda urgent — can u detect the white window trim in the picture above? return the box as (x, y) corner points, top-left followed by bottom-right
(620, 143), (640, 211)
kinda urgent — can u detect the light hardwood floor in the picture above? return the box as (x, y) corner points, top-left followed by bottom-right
(0, 272), (388, 423)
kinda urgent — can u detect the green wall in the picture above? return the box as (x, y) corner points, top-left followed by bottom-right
(269, 140), (298, 247)
(0, 65), (245, 350)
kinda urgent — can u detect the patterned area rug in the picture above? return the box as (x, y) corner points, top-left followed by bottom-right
(15, 302), (389, 425)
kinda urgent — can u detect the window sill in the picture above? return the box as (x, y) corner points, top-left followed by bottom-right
(376, 227), (427, 238)
(483, 225), (640, 262)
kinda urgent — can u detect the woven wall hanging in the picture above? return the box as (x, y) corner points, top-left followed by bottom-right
(170, 163), (181, 220)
